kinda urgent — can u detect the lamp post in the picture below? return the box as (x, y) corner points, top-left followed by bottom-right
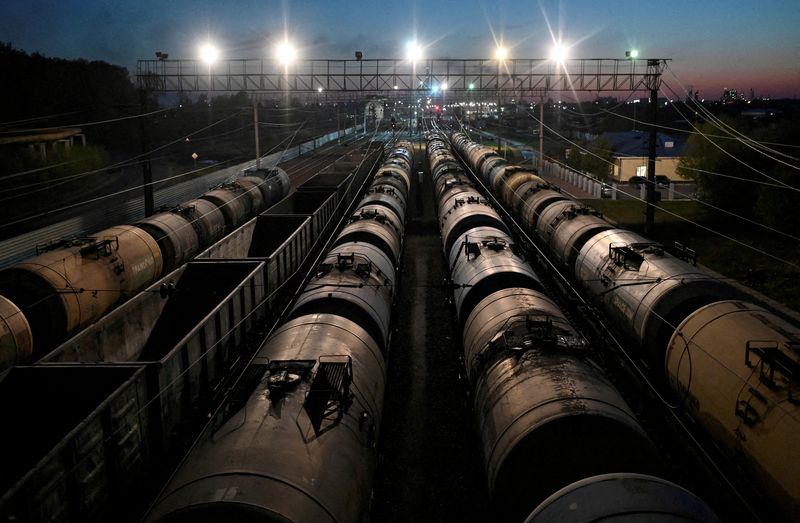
(495, 46), (507, 124)
(627, 50), (640, 130)
(537, 42), (568, 172)
(276, 39), (296, 115)
(406, 41), (422, 133)
(199, 43), (218, 151)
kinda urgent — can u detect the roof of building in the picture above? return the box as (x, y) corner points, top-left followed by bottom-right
(0, 128), (83, 146)
(603, 130), (685, 158)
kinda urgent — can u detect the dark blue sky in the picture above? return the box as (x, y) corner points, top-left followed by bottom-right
(3, 0), (798, 98)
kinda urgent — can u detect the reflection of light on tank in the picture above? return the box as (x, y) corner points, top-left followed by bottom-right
(0, 168), (290, 369)
(452, 129), (800, 519)
(433, 132), (718, 522)
(144, 142), (413, 522)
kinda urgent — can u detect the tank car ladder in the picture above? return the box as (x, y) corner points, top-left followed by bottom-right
(303, 355), (353, 436)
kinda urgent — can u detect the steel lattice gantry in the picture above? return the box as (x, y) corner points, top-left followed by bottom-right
(137, 58), (667, 94)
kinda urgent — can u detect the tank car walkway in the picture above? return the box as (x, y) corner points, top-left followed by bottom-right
(371, 141), (489, 521)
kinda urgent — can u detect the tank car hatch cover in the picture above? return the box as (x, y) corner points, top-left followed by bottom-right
(266, 360), (315, 395)
(316, 253), (375, 280)
(609, 242), (664, 271)
(474, 315), (587, 376)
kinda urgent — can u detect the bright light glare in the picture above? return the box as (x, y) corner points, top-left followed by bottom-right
(550, 42), (568, 64)
(317, 87), (323, 93)
(199, 43), (219, 65)
(629, 49), (639, 58)
(276, 42), (296, 65)
(406, 41), (423, 62)
(495, 47), (508, 60)
(432, 84), (440, 93)
(441, 82), (448, 91)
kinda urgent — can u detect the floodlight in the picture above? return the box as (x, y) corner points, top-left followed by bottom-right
(199, 43), (219, 65)
(276, 42), (296, 65)
(406, 41), (423, 63)
(550, 42), (568, 64)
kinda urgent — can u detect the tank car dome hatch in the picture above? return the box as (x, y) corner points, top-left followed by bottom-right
(525, 473), (721, 523)
(461, 287), (583, 381)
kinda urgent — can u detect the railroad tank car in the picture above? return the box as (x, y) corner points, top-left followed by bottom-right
(372, 165), (410, 196)
(172, 199), (227, 247)
(534, 200), (611, 270)
(241, 166), (291, 210)
(574, 229), (738, 365)
(428, 133), (675, 522)
(0, 166), (290, 369)
(0, 225), (162, 357)
(145, 313), (386, 523)
(526, 473), (721, 522)
(507, 178), (558, 217)
(136, 211), (201, 275)
(438, 189), (510, 256)
(145, 144), (410, 523)
(480, 155), (508, 186)
(0, 295), (32, 372)
(449, 130), (796, 520)
(434, 173), (473, 203)
(333, 208), (404, 267)
(359, 185), (407, 224)
(447, 230), (542, 323)
(466, 145), (498, 177)
(199, 183), (254, 231)
(666, 300), (800, 518)
(289, 242), (396, 350)
(492, 166), (544, 210)
(232, 176), (267, 213)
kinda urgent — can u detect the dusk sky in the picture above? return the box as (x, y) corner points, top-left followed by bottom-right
(3, 0), (798, 99)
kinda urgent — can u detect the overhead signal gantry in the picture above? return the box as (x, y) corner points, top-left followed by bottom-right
(137, 56), (669, 232)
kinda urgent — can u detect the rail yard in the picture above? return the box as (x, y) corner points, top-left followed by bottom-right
(0, 120), (797, 522)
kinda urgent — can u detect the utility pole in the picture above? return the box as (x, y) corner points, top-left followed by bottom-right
(644, 59), (662, 234)
(138, 88), (154, 217)
(538, 95), (545, 172)
(253, 102), (261, 169)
